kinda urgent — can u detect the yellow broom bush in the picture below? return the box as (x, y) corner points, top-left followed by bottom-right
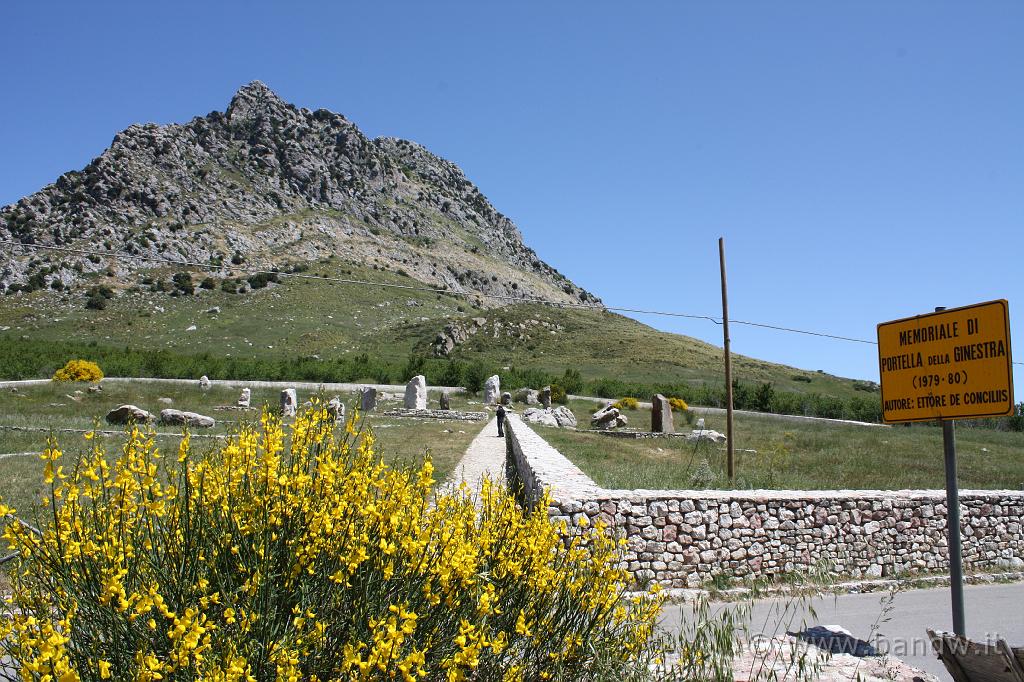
(52, 359), (104, 382)
(0, 404), (666, 681)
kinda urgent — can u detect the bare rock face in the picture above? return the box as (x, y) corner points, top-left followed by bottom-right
(483, 375), (500, 405)
(0, 81), (599, 308)
(280, 389), (297, 417)
(404, 375), (427, 410)
(159, 409), (215, 428)
(237, 388), (251, 408)
(651, 394), (674, 433)
(359, 386), (377, 411)
(106, 404), (156, 424)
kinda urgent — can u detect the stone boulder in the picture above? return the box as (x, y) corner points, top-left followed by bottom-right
(686, 428), (726, 444)
(280, 389), (297, 417)
(439, 392), (450, 410)
(514, 388), (539, 405)
(237, 388), (251, 408)
(522, 408), (559, 428)
(651, 394), (674, 433)
(359, 386), (377, 411)
(591, 404), (628, 429)
(199, 375), (211, 390)
(159, 409), (215, 428)
(501, 391), (512, 406)
(404, 375), (427, 410)
(551, 405), (578, 428)
(106, 404), (156, 425)
(483, 375), (500, 405)
(521, 406), (577, 429)
(540, 385), (552, 408)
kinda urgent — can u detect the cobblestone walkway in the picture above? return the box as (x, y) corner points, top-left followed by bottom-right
(442, 417), (506, 499)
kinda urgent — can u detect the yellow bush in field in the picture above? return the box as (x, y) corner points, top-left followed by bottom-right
(51, 359), (103, 382)
(612, 397), (639, 411)
(0, 405), (665, 681)
(669, 398), (689, 412)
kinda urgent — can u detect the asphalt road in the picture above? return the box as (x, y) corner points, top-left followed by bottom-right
(660, 582), (1024, 680)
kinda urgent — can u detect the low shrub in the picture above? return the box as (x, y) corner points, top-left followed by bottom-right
(51, 359), (103, 382)
(0, 408), (665, 680)
(550, 383), (568, 404)
(612, 397), (639, 411)
(668, 397), (689, 412)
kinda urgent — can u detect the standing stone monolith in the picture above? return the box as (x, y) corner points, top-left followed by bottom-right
(237, 388), (251, 408)
(540, 385), (552, 409)
(199, 375), (211, 390)
(439, 392), (451, 410)
(327, 396), (345, 424)
(359, 386), (377, 411)
(501, 391), (512, 406)
(280, 388), (297, 417)
(405, 375), (427, 410)
(652, 393), (674, 433)
(483, 375), (500, 405)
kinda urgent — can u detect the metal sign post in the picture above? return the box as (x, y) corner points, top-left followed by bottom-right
(934, 306), (966, 637)
(877, 300), (1014, 639)
(941, 417), (966, 636)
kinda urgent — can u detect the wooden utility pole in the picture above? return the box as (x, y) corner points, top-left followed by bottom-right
(719, 237), (735, 480)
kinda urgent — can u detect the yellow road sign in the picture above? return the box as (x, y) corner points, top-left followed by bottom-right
(877, 300), (1014, 423)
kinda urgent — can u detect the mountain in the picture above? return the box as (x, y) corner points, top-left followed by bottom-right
(0, 81), (593, 305)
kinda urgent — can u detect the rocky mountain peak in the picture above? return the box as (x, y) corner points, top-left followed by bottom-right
(226, 80), (290, 124)
(0, 83), (596, 307)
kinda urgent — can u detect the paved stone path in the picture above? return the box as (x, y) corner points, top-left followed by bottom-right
(442, 417), (506, 499)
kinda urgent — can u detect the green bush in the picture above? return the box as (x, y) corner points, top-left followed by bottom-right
(550, 383), (567, 404)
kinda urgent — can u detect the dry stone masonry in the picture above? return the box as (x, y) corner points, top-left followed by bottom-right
(504, 415), (1024, 588)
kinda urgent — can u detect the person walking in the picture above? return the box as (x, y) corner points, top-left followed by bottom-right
(496, 404), (506, 437)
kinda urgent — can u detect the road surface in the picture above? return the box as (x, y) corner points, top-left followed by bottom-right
(660, 581), (1024, 680)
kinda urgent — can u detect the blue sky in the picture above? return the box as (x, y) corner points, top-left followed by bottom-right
(2, 1), (1021, 389)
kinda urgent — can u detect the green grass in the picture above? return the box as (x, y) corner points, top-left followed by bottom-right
(531, 399), (1024, 491)
(0, 381), (486, 516)
(0, 259), (876, 402)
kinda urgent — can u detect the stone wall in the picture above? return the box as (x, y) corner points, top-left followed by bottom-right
(504, 414), (1024, 588)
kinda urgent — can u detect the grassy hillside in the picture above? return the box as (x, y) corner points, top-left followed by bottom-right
(0, 257), (875, 404)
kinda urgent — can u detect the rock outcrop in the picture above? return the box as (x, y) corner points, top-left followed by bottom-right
(0, 81), (598, 308)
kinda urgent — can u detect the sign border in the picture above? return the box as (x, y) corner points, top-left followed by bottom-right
(876, 299), (1014, 424)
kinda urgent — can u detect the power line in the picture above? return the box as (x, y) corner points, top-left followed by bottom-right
(1, 239), (1019, 358)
